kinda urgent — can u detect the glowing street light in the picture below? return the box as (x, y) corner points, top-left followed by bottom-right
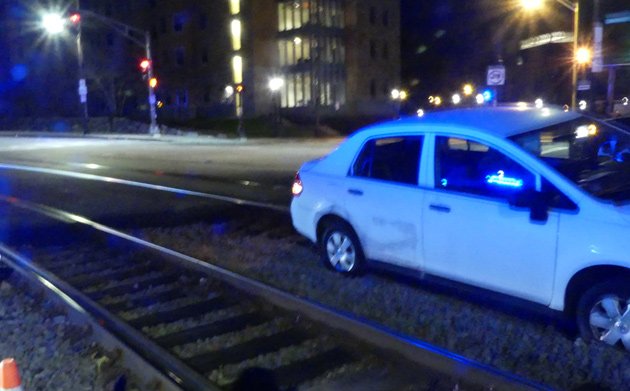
(462, 84), (474, 96)
(576, 47), (592, 65)
(521, 0), (544, 10)
(535, 98), (544, 108)
(41, 13), (66, 35)
(475, 94), (485, 105)
(268, 77), (284, 92)
(452, 93), (462, 105)
(521, 0), (580, 110)
(391, 89), (408, 118)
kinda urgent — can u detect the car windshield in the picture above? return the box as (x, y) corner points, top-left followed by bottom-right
(510, 118), (630, 205)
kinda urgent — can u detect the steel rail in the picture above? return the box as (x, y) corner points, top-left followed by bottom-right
(0, 194), (549, 390)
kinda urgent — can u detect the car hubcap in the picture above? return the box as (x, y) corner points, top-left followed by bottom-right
(589, 295), (630, 351)
(326, 232), (355, 272)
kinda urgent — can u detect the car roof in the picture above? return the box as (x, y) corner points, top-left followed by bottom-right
(358, 105), (583, 139)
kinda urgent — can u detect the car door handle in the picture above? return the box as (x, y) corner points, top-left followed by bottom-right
(347, 189), (364, 196)
(429, 204), (451, 213)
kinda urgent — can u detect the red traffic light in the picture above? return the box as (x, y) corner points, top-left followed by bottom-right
(69, 13), (81, 24)
(139, 59), (151, 72)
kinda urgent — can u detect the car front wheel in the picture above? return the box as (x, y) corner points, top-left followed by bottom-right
(320, 222), (365, 275)
(576, 279), (630, 352)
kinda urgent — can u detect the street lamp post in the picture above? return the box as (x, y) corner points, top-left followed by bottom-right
(41, 8), (159, 135)
(75, 1), (89, 134)
(268, 77), (284, 132)
(522, 0), (580, 110)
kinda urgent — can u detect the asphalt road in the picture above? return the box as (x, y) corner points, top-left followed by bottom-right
(0, 135), (340, 246)
(0, 135), (340, 205)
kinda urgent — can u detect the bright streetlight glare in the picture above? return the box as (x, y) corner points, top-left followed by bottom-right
(391, 89), (408, 101)
(416, 108), (424, 117)
(399, 90), (408, 100)
(434, 96), (442, 106)
(41, 13), (66, 35)
(452, 93), (461, 105)
(268, 77), (284, 92)
(535, 98), (544, 108)
(576, 47), (592, 64)
(462, 84), (473, 96)
(521, 0), (543, 10)
(475, 94), (484, 105)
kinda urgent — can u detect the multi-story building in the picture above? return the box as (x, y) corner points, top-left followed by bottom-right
(0, 0), (401, 121)
(146, 0), (401, 119)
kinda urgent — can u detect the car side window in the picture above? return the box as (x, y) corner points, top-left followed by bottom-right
(435, 136), (535, 199)
(352, 136), (423, 185)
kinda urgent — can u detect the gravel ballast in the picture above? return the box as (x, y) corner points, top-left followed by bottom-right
(0, 272), (141, 390)
(140, 217), (630, 391)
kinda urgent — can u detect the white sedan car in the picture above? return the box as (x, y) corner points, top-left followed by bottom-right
(291, 105), (630, 351)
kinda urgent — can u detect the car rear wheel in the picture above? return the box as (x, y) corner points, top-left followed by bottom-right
(576, 279), (630, 352)
(320, 222), (365, 275)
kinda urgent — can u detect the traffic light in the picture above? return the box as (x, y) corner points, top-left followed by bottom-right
(235, 84), (244, 93)
(149, 77), (158, 88)
(139, 59), (151, 73)
(69, 13), (81, 25)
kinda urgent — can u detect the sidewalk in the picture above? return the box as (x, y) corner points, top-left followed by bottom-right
(0, 130), (345, 146)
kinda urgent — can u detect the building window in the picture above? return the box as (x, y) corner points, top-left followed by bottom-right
(173, 14), (185, 32)
(231, 19), (242, 50)
(175, 47), (185, 66)
(199, 13), (208, 30)
(369, 6), (377, 25)
(160, 17), (167, 33)
(230, 0), (240, 15)
(177, 90), (188, 106)
(232, 55), (243, 84)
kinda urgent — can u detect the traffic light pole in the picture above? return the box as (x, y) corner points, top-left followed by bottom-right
(145, 31), (159, 135)
(76, 0), (89, 134)
(79, 10), (159, 135)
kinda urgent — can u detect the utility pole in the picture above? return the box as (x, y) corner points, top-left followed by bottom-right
(76, 0), (89, 134)
(145, 31), (158, 135)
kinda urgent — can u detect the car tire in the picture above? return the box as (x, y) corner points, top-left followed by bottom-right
(576, 279), (630, 352)
(319, 221), (365, 275)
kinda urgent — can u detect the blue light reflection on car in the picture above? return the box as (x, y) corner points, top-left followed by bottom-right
(485, 170), (523, 188)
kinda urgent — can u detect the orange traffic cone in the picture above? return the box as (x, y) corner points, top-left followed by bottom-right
(0, 358), (22, 391)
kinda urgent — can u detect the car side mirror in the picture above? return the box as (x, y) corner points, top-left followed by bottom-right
(509, 190), (549, 222)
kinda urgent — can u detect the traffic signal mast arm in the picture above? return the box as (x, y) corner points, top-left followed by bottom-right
(76, 9), (159, 134)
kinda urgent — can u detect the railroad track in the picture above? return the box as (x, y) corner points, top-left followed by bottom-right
(0, 195), (546, 391)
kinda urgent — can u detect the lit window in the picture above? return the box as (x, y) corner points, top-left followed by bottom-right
(231, 19), (242, 50)
(232, 55), (243, 84)
(230, 0), (240, 15)
(278, 3), (286, 31)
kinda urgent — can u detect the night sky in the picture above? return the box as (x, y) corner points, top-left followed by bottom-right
(400, 0), (629, 108)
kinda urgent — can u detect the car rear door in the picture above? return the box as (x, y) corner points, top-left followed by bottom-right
(342, 135), (425, 269)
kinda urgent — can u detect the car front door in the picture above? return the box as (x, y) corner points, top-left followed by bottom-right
(343, 135), (425, 269)
(423, 135), (558, 305)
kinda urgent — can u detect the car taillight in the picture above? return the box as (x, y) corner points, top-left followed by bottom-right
(292, 173), (303, 197)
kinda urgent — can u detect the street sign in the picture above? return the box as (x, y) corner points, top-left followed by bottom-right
(487, 65), (505, 86)
(78, 79), (88, 102)
(577, 79), (591, 91)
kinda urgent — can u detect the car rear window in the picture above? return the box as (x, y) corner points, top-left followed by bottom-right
(351, 136), (423, 185)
